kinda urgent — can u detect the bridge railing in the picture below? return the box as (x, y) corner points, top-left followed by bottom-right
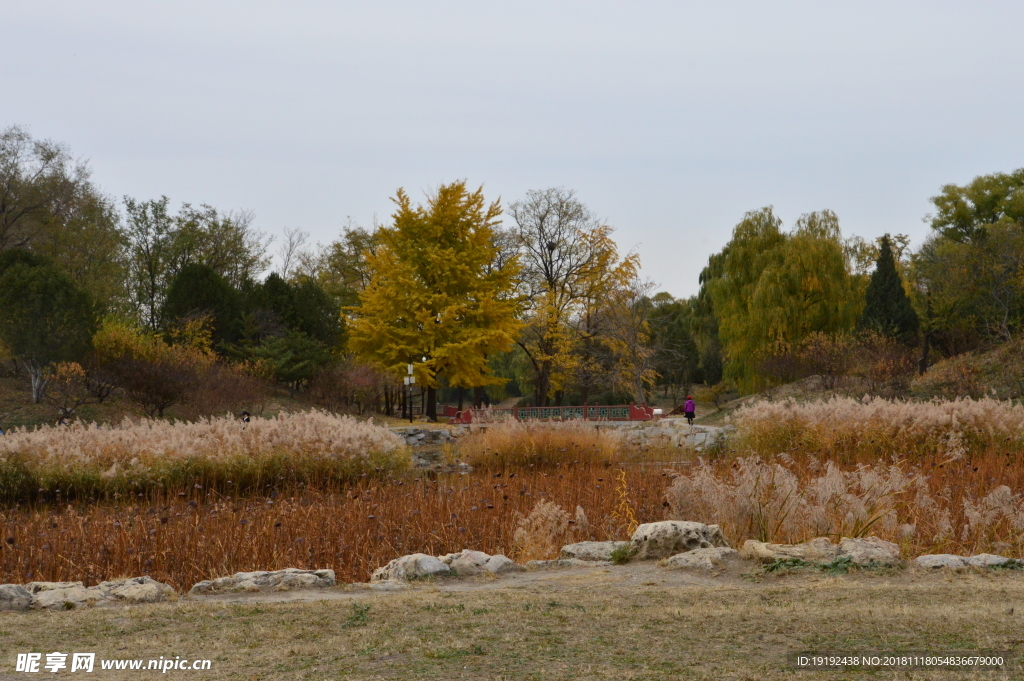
(445, 404), (658, 425)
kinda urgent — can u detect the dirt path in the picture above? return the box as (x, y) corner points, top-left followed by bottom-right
(4, 562), (1024, 680)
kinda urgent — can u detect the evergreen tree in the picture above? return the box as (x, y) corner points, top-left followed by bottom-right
(0, 251), (97, 402)
(857, 234), (919, 344)
(161, 263), (242, 346)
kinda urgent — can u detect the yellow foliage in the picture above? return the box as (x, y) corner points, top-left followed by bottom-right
(348, 182), (523, 390)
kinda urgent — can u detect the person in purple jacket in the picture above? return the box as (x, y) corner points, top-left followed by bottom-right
(683, 395), (696, 426)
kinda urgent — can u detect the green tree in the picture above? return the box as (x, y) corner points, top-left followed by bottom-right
(649, 293), (700, 404)
(930, 168), (1024, 243)
(1, 126), (126, 309)
(243, 330), (333, 386)
(348, 181), (523, 420)
(708, 208), (862, 392)
(0, 251), (97, 402)
(161, 263), (243, 347)
(124, 196), (271, 329)
(858, 235), (919, 344)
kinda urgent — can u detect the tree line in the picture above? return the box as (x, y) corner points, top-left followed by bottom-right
(2, 124), (1021, 422)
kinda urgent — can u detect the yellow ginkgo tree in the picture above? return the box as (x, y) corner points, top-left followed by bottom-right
(347, 182), (523, 420)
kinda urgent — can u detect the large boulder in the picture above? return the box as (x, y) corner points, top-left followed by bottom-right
(371, 554), (451, 582)
(837, 537), (901, 565)
(96, 577), (177, 603)
(662, 546), (740, 571)
(560, 541), (631, 562)
(740, 537), (838, 564)
(26, 581), (102, 610)
(630, 521), (729, 560)
(189, 568), (335, 595)
(914, 554), (969, 569)
(0, 584), (32, 611)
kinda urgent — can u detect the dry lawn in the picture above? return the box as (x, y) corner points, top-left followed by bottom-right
(2, 564), (1023, 680)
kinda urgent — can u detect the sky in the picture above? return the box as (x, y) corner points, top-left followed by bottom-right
(4, 1), (1024, 297)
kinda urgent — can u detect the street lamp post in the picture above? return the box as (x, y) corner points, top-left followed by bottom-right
(404, 363), (415, 424)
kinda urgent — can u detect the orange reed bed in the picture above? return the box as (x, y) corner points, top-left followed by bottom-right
(3, 450), (1023, 591)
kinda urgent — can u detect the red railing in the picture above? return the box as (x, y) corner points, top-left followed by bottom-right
(445, 404), (658, 425)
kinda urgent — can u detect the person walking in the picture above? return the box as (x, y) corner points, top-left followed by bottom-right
(683, 395), (696, 426)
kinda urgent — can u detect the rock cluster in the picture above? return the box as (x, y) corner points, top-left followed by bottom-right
(371, 549), (520, 582)
(189, 568), (336, 595)
(618, 422), (735, 451)
(0, 577), (177, 611)
(390, 427), (466, 448)
(740, 537), (902, 565)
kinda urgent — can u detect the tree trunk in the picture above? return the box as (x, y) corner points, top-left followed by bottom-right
(26, 361), (48, 404)
(426, 386), (437, 422)
(457, 387), (464, 411)
(473, 386), (485, 408)
(919, 331), (932, 376)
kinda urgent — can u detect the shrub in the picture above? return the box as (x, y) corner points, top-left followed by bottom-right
(512, 500), (589, 561)
(911, 354), (985, 399)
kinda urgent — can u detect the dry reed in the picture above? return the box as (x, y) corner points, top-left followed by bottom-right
(0, 411), (407, 502)
(457, 420), (633, 469)
(732, 396), (1024, 463)
(0, 465), (671, 590)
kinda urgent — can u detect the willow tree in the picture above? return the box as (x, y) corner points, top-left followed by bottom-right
(708, 208), (862, 392)
(347, 182), (522, 420)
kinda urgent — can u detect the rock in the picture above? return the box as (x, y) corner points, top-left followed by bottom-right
(525, 559), (613, 569)
(630, 521), (729, 560)
(740, 537), (839, 564)
(914, 554), (969, 569)
(437, 552), (462, 566)
(371, 553), (451, 582)
(189, 568), (335, 595)
(26, 581), (101, 610)
(662, 547), (740, 571)
(0, 584), (32, 611)
(837, 537), (901, 565)
(449, 550), (493, 576)
(484, 554), (521, 574)
(560, 541), (631, 562)
(97, 577), (177, 604)
(433, 550), (521, 576)
(967, 553), (1012, 567)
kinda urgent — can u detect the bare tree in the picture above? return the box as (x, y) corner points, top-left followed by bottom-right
(509, 188), (637, 406)
(278, 226), (310, 279)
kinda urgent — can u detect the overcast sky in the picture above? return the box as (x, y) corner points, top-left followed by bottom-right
(4, 1), (1023, 296)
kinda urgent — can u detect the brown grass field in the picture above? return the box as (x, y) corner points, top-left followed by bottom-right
(2, 563), (1023, 680)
